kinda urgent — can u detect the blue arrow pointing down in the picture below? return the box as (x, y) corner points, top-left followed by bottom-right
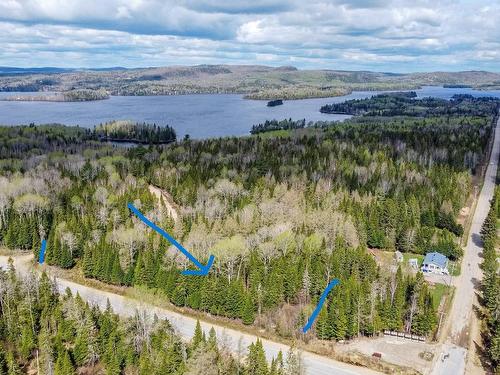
(128, 202), (215, 276)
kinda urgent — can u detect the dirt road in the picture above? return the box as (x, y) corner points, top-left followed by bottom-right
(149, 184), (179, 221)
(432, 113), (500, 374)
(0, 254), (380, 375)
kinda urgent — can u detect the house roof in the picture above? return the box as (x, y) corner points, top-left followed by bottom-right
(423, 252), (448, 268)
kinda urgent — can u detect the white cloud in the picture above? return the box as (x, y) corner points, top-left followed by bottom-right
(0, 0), (498, 71)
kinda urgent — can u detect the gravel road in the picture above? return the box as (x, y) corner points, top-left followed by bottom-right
(432, 113), (500, 375)
(0, 254), (380, 375)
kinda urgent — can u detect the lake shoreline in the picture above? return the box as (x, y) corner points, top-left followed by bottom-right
(1, 86), (499, 139)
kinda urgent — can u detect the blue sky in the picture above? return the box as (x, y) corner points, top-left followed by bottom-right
(0, 0), (498, 72)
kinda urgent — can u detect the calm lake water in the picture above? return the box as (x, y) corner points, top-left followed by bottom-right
(1, 86), (500, 139)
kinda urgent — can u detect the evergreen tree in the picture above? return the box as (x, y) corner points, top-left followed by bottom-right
(241, 294), (255, 325)
(192, 320), (205, 351)
(247, 339), (268, 375)
(54, 350), (74, 375)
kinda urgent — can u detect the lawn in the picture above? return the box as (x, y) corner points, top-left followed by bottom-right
(430, 283), (449, 310)
(402, 252), (424, 266)
(448, 260), (461, 276)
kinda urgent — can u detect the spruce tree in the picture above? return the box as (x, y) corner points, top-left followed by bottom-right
(241, 294), (255, 325)
(247, 339), (268, 375)
(54, 350), (74, 375)
(207, 327), (218, 353)
(192, 320), (205, 351)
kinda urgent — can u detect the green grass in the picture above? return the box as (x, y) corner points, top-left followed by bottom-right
(402, 252), (424, 267)
(448, 260), (461, 276)
(430, 283), (449, 310)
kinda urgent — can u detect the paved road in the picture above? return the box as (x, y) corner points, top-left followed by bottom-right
(0, 255), (379, 375)
(432, 113), (500, 374)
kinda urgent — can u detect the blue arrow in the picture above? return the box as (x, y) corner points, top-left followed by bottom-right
(39, 239), (47, 264)
(302, 278), (340, 333)
(127, 203), (215, 276)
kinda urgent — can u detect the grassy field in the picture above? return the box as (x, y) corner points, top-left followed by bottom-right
(430, 283), (450, 310)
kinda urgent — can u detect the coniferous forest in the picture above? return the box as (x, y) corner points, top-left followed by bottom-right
(0, 95), (499, 347)
(0, 263), (300, 374)
(480, 186), (500, 370)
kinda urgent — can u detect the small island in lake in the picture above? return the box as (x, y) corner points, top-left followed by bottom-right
(94, 120), (176, 144)
(267, 99), (283, 107)
(250, 118), (306, 134)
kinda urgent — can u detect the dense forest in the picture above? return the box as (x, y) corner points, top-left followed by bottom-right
(320, 93), (500, 117)
(0, 95), (498, 344)
(0, 263), (304, 375)
(94, 121), (177, 144)
(480, 186), (500, 371)
(1, 89), (109, 102)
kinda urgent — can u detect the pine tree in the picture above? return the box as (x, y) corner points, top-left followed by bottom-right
(329, 293), (347, 340)
(315, 305), (329, 340)
(241, 293), (255, 325)
(192, 320), (205, 351)
(73, 329), (90, 367)
(247, 339), (268, 375)
(275, 351), (284, 375)
(207, 327), (218, 353)
(54, 350), (74, 375)
(82, 246), (94, 277)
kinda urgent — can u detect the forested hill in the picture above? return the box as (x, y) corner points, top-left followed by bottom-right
(320, 92), (500, 116)
(1, 65), (500, 100)
(0, 97), (498, 347)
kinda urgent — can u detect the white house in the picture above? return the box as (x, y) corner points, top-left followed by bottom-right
(421, 252), (449, 275)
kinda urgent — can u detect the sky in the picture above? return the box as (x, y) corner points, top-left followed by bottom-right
(0, 0), (499, 72)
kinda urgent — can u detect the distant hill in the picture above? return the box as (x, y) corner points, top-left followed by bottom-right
(0, 66), (127, 75)
(0, 66), (74, 75)
(0, 64), (499, 100)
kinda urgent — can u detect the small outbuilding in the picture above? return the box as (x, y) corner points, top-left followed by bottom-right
(421, 252), (449, 275)
(408, 258), (419, 270)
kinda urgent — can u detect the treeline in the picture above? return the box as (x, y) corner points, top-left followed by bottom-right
(0, 124), (92, 161)
(320, 93), (500, 117)
(1, 89), (109, 102)
(63, 88), (109, 102)
(480, 187), (500, 371)
(94, 121), (176, 144)
(0, 264), (303, 375)
(250, 119), (306, 134)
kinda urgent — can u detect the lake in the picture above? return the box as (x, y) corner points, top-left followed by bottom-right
(1, 86), (500, 139)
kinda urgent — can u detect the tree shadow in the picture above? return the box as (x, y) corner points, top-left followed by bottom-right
(472, 339), (493, 373)
(472, 233), (483, 247)
(471, 277), (482, 291)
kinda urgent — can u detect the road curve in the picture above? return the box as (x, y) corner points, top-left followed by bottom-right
(433, 113), (500, 374)
(0, 254), (380, 375)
